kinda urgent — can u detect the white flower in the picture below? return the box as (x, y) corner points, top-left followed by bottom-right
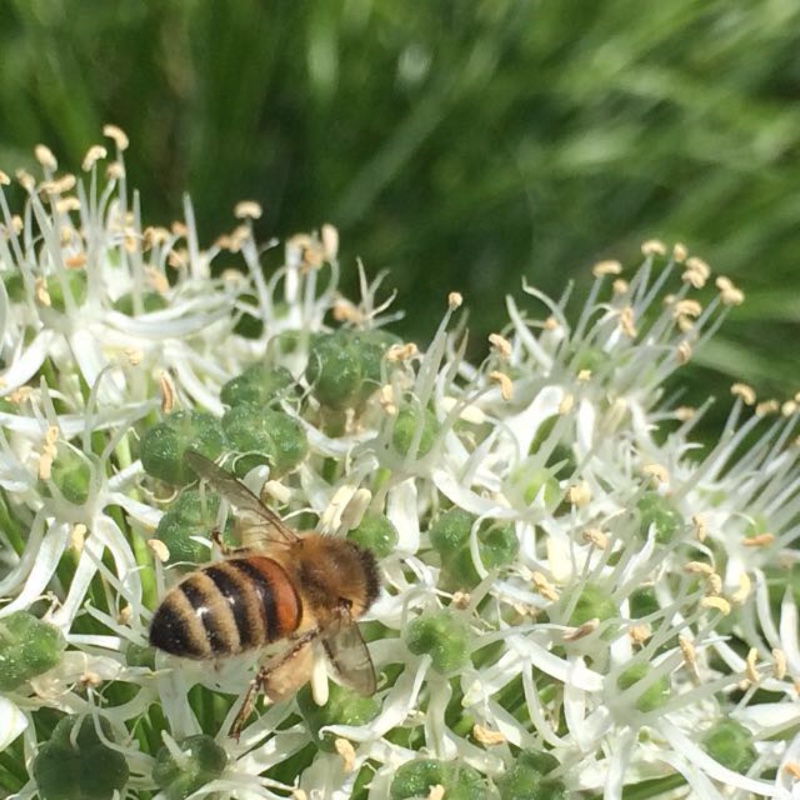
(0, 135), (797, 800)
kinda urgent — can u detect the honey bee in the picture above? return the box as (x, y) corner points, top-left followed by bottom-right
(149, 451), (380, 737)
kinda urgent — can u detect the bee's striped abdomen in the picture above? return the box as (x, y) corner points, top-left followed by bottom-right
(149, 556), (303, 659)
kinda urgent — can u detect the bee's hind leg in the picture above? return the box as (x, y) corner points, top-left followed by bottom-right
(229, 628), (322, 740)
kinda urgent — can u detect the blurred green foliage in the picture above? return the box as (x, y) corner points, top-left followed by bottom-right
(1, 1), (797, 425)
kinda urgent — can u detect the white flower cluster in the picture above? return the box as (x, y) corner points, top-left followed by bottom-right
(0, 132), (798, 800)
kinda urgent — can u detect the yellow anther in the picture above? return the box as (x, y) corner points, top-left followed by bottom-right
(612, 278), (629, 295)
(628, 624), (651, 646)
(82, 145), (108, 171)
(772, 648), (787, 680)
(730, 572), (751, 605)
(731, 383), (756, 405)
(567, 481), (591, 507)
(755, 399), (780, 417)
(641, 239), (666, 256)
(472, 724), (506, 746)
(706, 573), (722, 596)
(558, 393), (574, 415)
(159, 372), (175, 414)
(531, 571), (559, 602)
(684, 561), (714, 576)
(489, 333), (512, 359)
(676, 340), (692, 364)
(234, 200), (262, 220)
(582, 528), (608, 549)
(34, 144), (57, 170)
(334, 738), (356, 773)
(745, 648), (760, 684)
(489, 370), (513, 401)
(103, 124), (130, 151)
(147, 539), (170, 562)
(321, 223), (339, 261)
(448, 291), (463, 310)
(642, 463), (669, 485)
(700, 596), (731, 615)
(619, 306), (637, 337)
(716, 275), (744, 305)
(34, 278), (51, 307)
(592, 259), (622, 277)
(672, 243), (689, 262)
(564, 618), (599, 641)
(673, 299), (702, 319)
(742, 532), (774, 547)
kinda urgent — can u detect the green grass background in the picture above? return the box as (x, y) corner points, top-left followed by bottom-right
(1, 1), (797, 428)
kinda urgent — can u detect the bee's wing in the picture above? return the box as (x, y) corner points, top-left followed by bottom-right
(322, 624), (376, 696)
(184, 450), (297, 543)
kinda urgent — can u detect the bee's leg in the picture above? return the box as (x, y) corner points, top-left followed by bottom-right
(229, 628), (322, 740)
(210, 528), (231, 556)
(210, 528), (253, 557)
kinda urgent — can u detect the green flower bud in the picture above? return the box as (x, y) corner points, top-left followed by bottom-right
(431, 511), (519, 589)
(480, 521), (519, 569)
(221, 406), (307, 476)
(48, 446), (92, 505)
(616, 663), (670, 712)
(347, 513), (398, 558)
(125, 641), (156, 670)
(429, 508), (473, 555)
(296, 682), (381, 751)
(629, 587), (659, 619)
(348, 330), (402, 405)
(392, 405), (439, 458)
(155, 489), (234, 566)
(3, 272), (25, 302)
(140, 411), (227, 485)
(406, 609), (470, 674)
(567, 583), (616, 627)
(306, 332), (364, 410)
(0, 611), (66, 691)
(509, 463), (561, 510)
(702, 719), (758, 773)
(305, 329), (402, 411)
(112, 291), (168, 315)
(232, 295), (265, 339)
(33, 716), (129, 800)
(637, 493), (684, 544)
(152, 734), (227, 800)
(570, 346), (608, 375)
(47, 271), (88, 312)
(498, 750), (566, 800)
(390, 758), (485, 800)
(220, 364), (295, 408)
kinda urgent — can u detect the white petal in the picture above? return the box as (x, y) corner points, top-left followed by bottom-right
(0, 698), (27, 750)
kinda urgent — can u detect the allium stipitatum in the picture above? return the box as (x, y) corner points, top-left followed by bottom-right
(0, 132), (798, 800)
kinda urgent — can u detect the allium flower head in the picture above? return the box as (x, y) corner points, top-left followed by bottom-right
(0, 133), (798, 800)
